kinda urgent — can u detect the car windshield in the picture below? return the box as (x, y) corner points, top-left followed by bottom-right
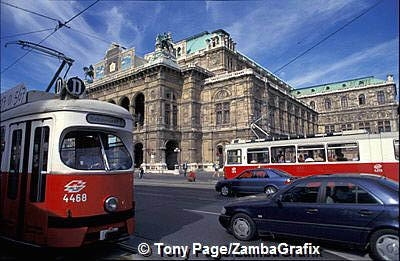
(60, 130), (132, 171)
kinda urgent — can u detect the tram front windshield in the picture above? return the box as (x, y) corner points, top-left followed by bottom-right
(60, 130), (132, 171)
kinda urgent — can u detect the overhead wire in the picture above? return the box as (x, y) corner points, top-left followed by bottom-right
(1, 28), (54, 39)
(273, 0), (383, 74)
(67, 27), (115, 45)
(64, 0), (100, 25)
(1, 0), (100, 74)
(1, 2), (59, 22)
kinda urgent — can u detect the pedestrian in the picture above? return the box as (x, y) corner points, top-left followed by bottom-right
(213, 163), (219, 178)
(139, 166), (144, 179)
(183, 162), (188, 177)
(188, 170), (196, 182)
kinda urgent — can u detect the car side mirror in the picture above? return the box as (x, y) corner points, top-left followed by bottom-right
(275, 195), (283, 207)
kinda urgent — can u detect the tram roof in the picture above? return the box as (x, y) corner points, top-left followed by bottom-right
(228, 131), (399, 147)
(1, 91), (133, 122)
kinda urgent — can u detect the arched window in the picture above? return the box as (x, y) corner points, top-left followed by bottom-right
(358, 94), (366, 105)
(309, 101), (315, 110)
(341, 96), (348, 108)
(324, 98), (332, 110)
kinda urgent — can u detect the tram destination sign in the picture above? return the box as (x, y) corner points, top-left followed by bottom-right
(0, 83), (27, 112)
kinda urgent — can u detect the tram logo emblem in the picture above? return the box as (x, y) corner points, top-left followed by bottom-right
(373, 164), (383, 173)
(64, 180), (87, 193)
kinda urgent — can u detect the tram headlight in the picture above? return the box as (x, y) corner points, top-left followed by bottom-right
(104, 196), (118, 212)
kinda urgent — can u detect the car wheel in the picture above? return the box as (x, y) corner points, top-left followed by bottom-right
(230, 213), (256, 241)
(370, 229), (399, 261)
(220, 185), (231, 197)
(264, 186), (277, 195)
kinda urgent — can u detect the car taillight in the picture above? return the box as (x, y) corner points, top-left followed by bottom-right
(284, 178), (292, 185)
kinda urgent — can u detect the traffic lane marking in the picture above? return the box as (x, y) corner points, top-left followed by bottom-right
(183, 209), (220, 215)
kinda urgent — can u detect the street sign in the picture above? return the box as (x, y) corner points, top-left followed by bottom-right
(0, 83), (27, 112)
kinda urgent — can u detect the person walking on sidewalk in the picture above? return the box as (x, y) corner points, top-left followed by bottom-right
(213, 163), (220, 178)
(139, 166), (144, 179)
(182, 162), (188, 177)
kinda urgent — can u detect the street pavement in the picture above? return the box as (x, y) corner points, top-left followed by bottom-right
(133, 171), (372, 261)
(134, 170), (222, 189)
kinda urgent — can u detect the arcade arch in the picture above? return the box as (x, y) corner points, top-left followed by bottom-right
(134, 143), (144, 168)
(119, 96), (130, 111)
(165, 140), (179, 170)
(134, 93), (145, 126)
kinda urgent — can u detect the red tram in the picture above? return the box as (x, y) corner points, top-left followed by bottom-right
(224, 130), (399, 181)
(0, 84), (135, 247)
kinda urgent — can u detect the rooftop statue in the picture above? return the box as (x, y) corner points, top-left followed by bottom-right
(83, 64), (94, 83)
(155, 32), (174, 53)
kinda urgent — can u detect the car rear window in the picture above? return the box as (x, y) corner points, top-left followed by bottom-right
(270, 169), (292, 178)
(379, 178), (399, 192)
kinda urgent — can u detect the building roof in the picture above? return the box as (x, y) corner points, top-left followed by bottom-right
(186, 32), (210, 54)
(291, 76), (386, 97)
(182, 29), (230, 55)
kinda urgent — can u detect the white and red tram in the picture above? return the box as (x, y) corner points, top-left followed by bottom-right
(223, 131), (399, 181)
(0, 86), (135, 247)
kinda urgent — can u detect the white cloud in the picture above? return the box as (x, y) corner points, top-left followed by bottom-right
(104, 7), (125, 43)
(225, 1), (365, 57)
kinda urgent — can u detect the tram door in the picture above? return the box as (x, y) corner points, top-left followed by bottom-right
(24, 119), (51, 243)
(2, 122), (26, 238)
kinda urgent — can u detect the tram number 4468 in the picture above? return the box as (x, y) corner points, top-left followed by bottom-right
(63, 193), (87, 203)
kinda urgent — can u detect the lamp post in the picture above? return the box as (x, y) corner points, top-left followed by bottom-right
(174, 147), (181, 173)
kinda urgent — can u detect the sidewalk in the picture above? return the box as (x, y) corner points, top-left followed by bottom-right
(134, 170), (224, 189)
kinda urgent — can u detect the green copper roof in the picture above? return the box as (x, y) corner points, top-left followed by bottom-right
(291, 76), (386, 97)
(184, 29), (230, 55)
(186, 32), (211, 54)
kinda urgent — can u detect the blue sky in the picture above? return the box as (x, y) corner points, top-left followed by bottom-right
(1, 0), (398, 93)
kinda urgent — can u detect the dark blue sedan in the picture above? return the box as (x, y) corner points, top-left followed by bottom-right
(215, 168), (294, 196)
(219, 174), (399, 260)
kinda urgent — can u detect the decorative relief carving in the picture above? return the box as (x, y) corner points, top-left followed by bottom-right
(215, 89), (229, 100)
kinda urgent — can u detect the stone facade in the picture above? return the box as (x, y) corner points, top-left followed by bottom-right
(87, 30), (397, 170)
(291, 75), (399, 134)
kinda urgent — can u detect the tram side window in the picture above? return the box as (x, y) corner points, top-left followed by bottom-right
(327, 142), (359, 162)
(271, 146), (296, 163)
(227, 149), (242, 164)
(0, 126), (4, 166)
(30, 127), (49, 202)
(247, 148), (269, 164)
(297, 144), (325, 163)
(394, 140), (399, 160)
(8, 129), (23, 200)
